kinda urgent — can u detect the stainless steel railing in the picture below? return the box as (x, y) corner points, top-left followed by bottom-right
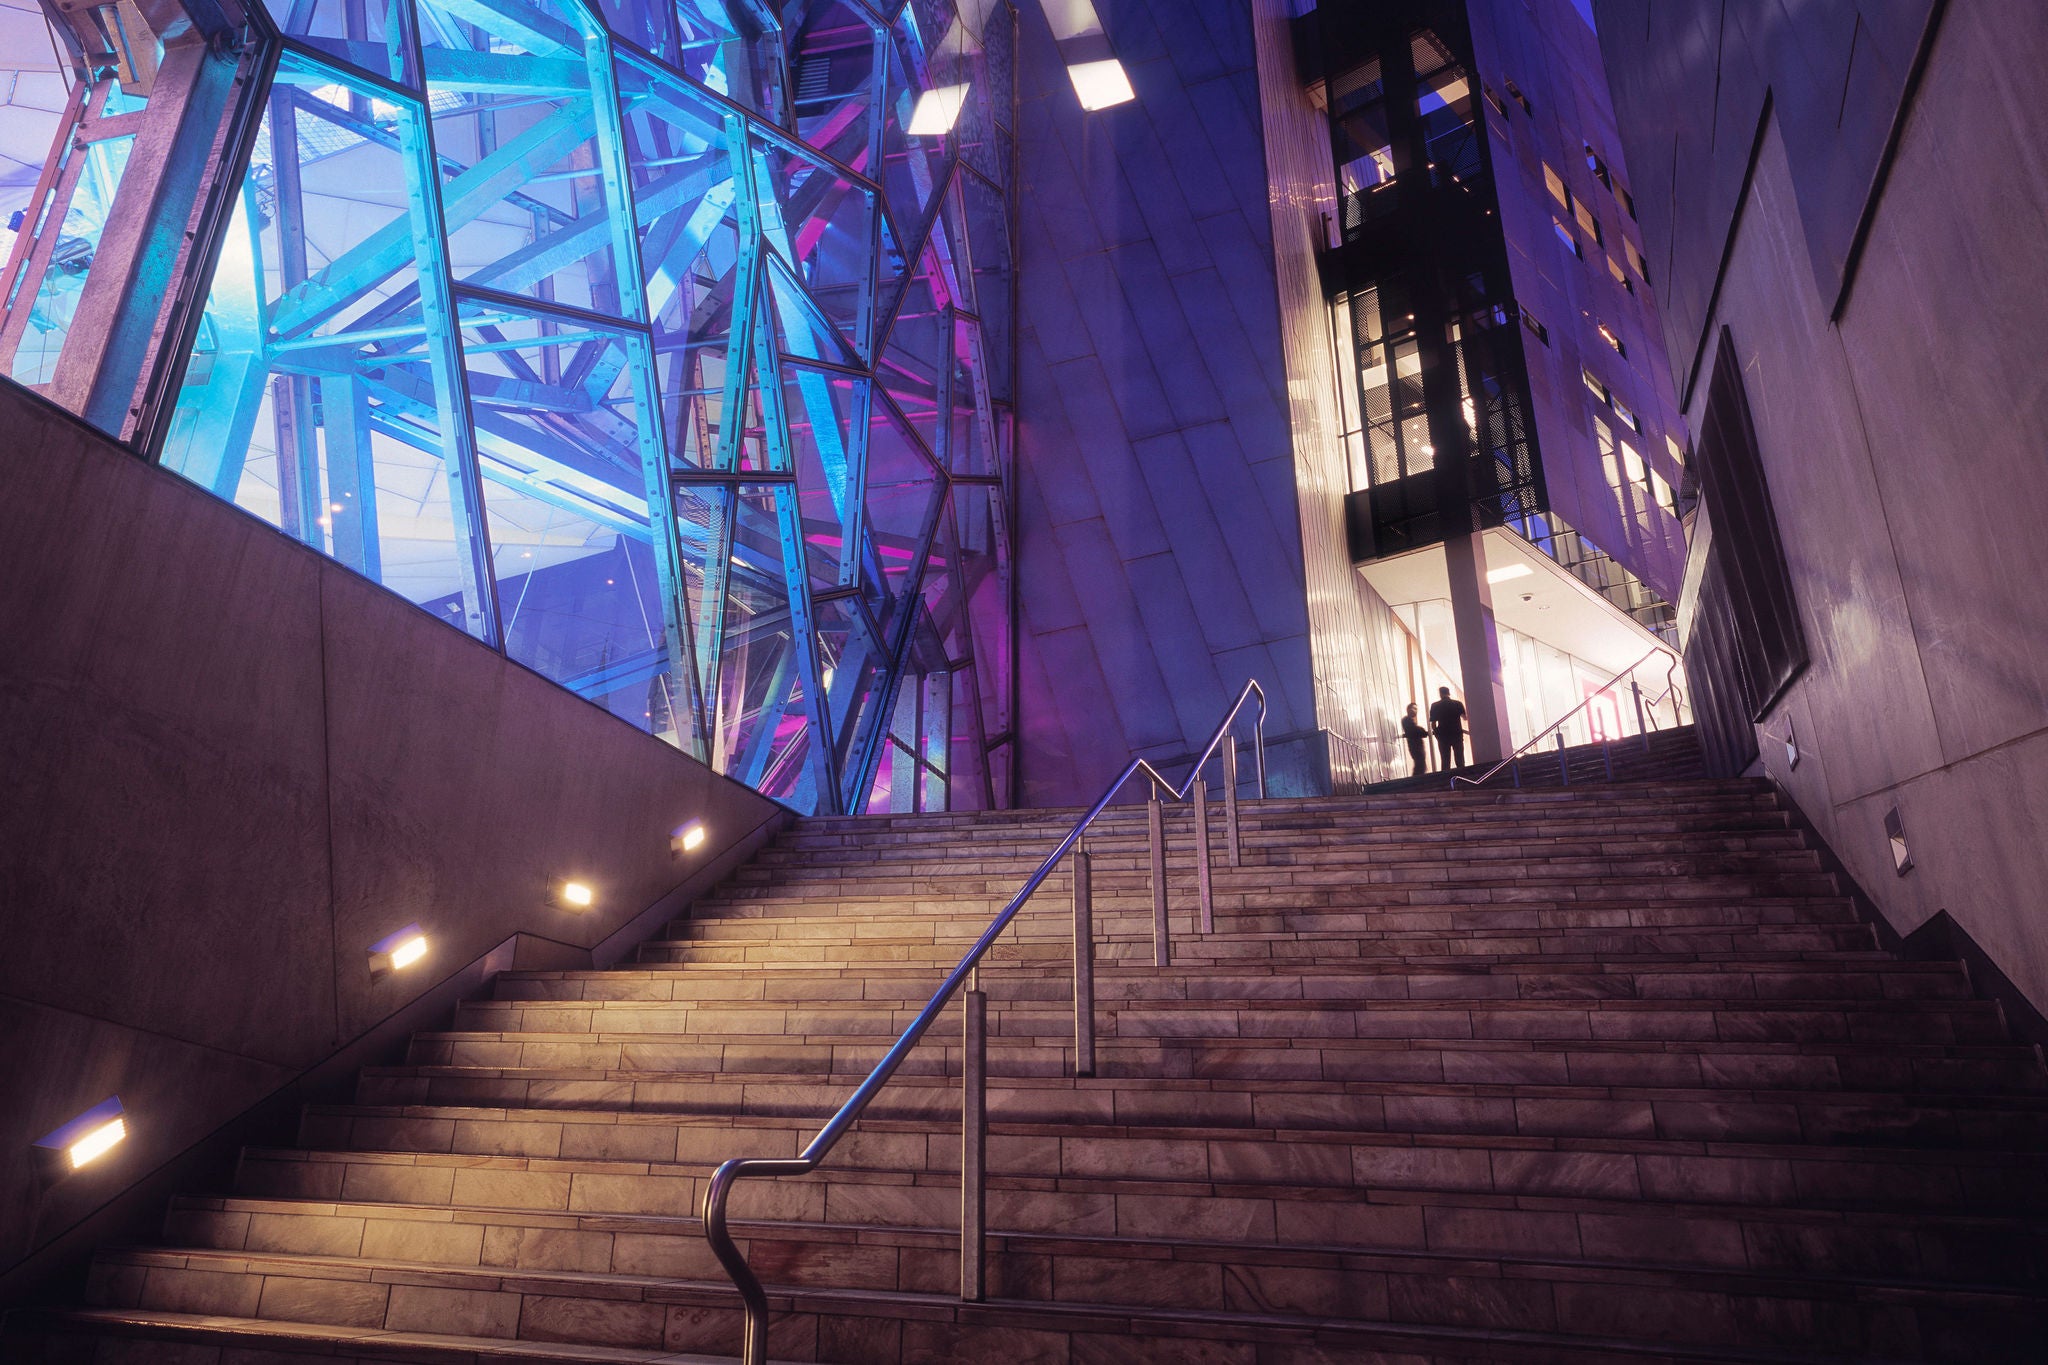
(1449, 647), (1681, 790)
(700, 679), (1269, 1364)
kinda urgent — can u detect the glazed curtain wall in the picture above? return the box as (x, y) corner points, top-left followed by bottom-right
(5, 0), (1018, 816)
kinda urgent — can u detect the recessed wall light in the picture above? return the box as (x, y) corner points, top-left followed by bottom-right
(550, 879), (596, 910)
(36, 1097), (128, 1175)
(369, 923), (429, 977)
(672, 821), (708, 857)
(1884, 807), (1912, 876)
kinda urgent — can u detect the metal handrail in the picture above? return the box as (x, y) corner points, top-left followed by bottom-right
(701, 679), (1269, 1365)
(1450, 647), (1679, 789)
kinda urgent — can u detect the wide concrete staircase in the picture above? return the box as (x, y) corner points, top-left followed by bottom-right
(11, 779), (2048, 1362)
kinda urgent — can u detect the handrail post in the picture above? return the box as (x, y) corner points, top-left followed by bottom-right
(1072, 848), (1095, 1078)
(1557, 732), (1569, 787)
(961, 984), (986, 1302)
(1194, 775), (1215, 935)
(1148, 781), (1169, 967)
(1603, 739), (1613, 781)
(1632, 679), (1648, 750)
(1223, 735), (1242, 868)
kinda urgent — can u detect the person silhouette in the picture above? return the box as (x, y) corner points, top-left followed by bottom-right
(1428, 686), (1467, 770)
(1401, 702), (1429, 776)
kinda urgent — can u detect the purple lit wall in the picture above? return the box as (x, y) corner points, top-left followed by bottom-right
(1010, 0), (1323, 803)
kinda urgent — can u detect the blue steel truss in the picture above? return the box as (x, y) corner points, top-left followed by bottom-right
(57, 0), (1024, 815)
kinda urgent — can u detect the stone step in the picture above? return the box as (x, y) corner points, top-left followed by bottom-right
(363, 1025), (2048, 1101)
(137, 1196), (2048, 1356)
(355, 1061), (2048, 1132)
(0, 1308), (745, 1365)
(446, 995), (2012, 1048)
(749, 829), (1815, 867)
(637, 923), (1883, 965)
(492, 958), (1977, 1006)
(306, 1072), (2048, 1159)
(164, 1190), (2048, 1296)
(672, 901), (1863, 939)
(236, 1109), (2048, 1218)
(734, 846), (1825, 882)
(66, 1244), (2044, 1365)
(396, 1031), (2048, 1092)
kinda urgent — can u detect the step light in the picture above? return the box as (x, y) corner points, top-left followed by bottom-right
(672, 821), (708, 857)
(35, 1097), (127, 1176)
(369, 923), (429, 977)
(1884, 807), (1912, 876)
(550, 879), (596, 910)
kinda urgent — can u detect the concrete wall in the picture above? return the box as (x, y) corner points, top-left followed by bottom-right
(1602, 3), (2048, 1013)
(1010, 0), (1324, 803)
(0, 383), (786, 1281)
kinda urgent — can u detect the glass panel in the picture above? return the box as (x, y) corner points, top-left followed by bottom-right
(860, 391), (944, 641)
(675, 0), (784, 119)
(788, 0), (878, 163)
(416, 0), (631, 315)
(8, 130), (130, 386)
(159, 56), (494, 641)
(454, 298), (677, 730)
(876, 5), (955, 253)
(718, 483), (822, 809)
(784, 361), (861, 593)
(265, 0), (418, 88)
(619, 61), (744, 470)
(756, 136), (875, 361)
(813, 590), (888, 802)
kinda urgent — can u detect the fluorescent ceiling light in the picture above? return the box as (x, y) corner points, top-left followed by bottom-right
(908, 83), (970, 136)
(1486, 564), (1534, 584)
(1067, 59), (1135, 110)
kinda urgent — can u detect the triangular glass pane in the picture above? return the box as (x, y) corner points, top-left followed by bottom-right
(877, 9), (957, 264)
(959, 169), (1011, 401)
(784, 364), (862, 595)
(671, 481), (733, 759)
(861, 392), (946, 641)
(719, 484), (823, 811)
(876, 248), (948, 455)
(947, 315), (997, 475)
(813, 592), (888, 797)
(765, 251), (864, 369)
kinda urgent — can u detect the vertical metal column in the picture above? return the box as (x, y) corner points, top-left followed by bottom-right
(961, 985), (987, 1303)
(1632, 680), (1649, 750)
(1193, 776), (1214, 935)
(1223, 737), (1242, 868)
(1071, 849), (1094, 1077)
(1148, 782), (1169, 967)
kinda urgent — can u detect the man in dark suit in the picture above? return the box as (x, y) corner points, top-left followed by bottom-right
(1429, 686), (1467, 771)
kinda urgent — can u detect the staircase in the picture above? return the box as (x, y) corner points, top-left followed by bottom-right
(1365, 724), (1708, 795)
(10, 778), (2048, 1362)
